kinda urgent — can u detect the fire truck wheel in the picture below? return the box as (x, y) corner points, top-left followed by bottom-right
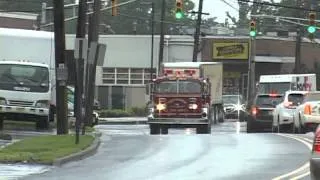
(161, 127), (168, 134)
(150, 124), (160, 135)
(196, 125), (211, 134)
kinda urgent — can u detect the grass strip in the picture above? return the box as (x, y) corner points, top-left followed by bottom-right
(0, 134), (94, 164)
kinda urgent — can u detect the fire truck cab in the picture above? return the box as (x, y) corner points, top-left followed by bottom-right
(146, 62), (223, 135)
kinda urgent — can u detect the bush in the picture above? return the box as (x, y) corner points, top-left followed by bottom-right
(99, 109), (132, 118)
(129, 106), (147, 117)
(98, 106), (148, 118)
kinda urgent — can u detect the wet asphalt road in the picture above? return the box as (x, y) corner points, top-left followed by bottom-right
(17, 120), (313, 180)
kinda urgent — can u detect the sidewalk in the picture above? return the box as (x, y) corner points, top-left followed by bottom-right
(98, 117), (148, 125)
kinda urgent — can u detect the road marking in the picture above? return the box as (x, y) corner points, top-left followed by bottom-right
(272, 134), (312, 180)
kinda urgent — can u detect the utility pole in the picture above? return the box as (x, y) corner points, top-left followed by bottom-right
(294, 0), (302, 74)
(53, 0), (68, 135)
(192, 0), (204, 62)
(85, 0), (101, 134)
(74, 0), (88, 144)
(158, 0), (166, 74)
(150, 2), (155, 81)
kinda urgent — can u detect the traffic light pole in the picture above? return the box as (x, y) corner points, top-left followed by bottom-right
(247, 38), (256, 108)
(53, 0), (68, 135)
(192, 0), (204, 62)
(294, 25), (302, 74)
(74, 0), (88, 144)
(158, 0), (166, 74)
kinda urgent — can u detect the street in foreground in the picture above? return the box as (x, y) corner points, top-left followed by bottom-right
(16, 120), (313, 180)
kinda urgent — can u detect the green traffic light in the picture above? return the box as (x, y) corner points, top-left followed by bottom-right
(307, 26), (316, 34)
(249, 31), (256, 37)
(175, 11), (184, 19)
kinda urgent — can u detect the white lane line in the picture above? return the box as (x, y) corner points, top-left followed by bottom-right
(272, 134), (312, 180)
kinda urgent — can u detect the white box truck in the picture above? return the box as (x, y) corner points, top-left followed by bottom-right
(0, 28), (99, 130)
(258, 74), (317, 95)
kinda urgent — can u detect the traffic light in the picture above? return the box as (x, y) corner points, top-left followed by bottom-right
(111, 0), (118, 16)
(308, 12), (316, 34)
(175, 0), (184, 19)
(249, 20), (256, 37)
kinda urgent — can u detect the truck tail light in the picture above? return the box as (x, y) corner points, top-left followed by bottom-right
(313, 126), (320, 153)
(304, 104), (311, 115)
(251, 106), (258, 116)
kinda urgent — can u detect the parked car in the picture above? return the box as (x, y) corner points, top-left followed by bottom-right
(310, 124), (320, 180)
(222, 94), (246, 121)
(272, 91), (308, 133)
(247, 94), (283, 133)
(292, 91), (320, 133)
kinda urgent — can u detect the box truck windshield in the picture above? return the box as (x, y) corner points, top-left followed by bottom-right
(258, 82), (291, 95)
(155, 80), (201, 94)
(0, 64), (49, 92)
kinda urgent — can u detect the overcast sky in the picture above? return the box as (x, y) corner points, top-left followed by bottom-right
(192, 0), (282, 23)
(192, 0), (239, 23)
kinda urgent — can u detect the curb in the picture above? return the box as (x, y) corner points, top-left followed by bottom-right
(98, 120), (148, 125)
(52, 132), (102, 166)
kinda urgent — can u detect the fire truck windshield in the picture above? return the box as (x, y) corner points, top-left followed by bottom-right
(154, 80), (201, 94)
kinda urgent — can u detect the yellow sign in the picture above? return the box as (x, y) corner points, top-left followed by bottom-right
(213, 42), (249, 60)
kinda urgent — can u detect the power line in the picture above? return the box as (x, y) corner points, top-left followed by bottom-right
(220, 0), (239, 11)
(238, 0), (318, 12)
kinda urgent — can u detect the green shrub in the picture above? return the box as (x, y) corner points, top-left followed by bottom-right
(98, 106), (148, 117)
(99, 109), (132, 118)
(129, 106), (147, 117)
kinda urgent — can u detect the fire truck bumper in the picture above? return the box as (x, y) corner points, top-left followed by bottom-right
(148, 117), (210, 125)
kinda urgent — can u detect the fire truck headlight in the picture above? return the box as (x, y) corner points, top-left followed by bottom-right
(156, 103), (166, 111)
(189, 104), (198, 109)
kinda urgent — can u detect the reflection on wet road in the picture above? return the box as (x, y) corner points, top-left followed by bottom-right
(17, 119), (313, 180)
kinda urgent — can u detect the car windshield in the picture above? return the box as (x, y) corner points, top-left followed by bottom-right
(288, 93), (305, 106)
(154, 80), (201, 94)
(223, 95), (242, 104)
(258, 82), (291, 95)
(0, 64), (49, 92)
(255, 95), (283, 108)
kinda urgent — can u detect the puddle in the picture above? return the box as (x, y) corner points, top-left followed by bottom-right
(0, 164), (51, 180)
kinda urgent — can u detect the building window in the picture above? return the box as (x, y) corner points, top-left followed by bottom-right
(130, 68), (143, 84)
(112, 86), (125, 109)
(143, 68), (156, 84)
(116, 68), (129, 84)
(102, 67), (115, 85)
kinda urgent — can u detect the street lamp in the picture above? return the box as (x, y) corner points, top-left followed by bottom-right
(140, 2), (155, 82)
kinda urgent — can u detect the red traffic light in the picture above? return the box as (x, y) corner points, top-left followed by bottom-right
(309, 12), (316, 25)
(176, 0), (183, 8)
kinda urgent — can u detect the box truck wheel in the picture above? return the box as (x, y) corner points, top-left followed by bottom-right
(36, 116), (50, 130)
(218, 105), (224, 123)
(150, 124), (160, 135)
(196, 125), (211, 134)
(0, 115), (3, 130)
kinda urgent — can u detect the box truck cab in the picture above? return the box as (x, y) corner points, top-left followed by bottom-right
(0, 60), (51, 129)
(258, 74), (317, 95)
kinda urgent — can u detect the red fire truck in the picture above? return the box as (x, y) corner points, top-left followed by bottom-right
(146, 62), (224, 135)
